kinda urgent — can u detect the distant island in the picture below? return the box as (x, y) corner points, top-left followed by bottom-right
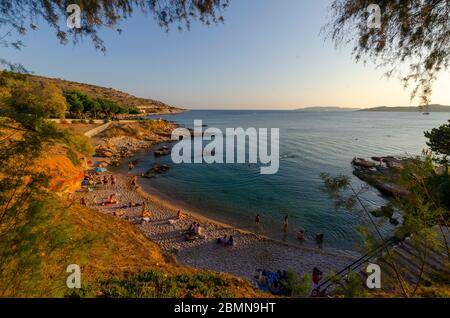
(296, 107), (359, 112)
(359, 104), (450, 112)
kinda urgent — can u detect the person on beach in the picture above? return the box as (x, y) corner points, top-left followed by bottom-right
(128, 161), (134, 172)
(80, 197), (87, 206)
(141, 209), (151, 219)
(130, 176), (137, 187)
(110, 175), (116, 187)
(176, 210), (183, 220)
(186, 222), (197, 234)
(102, 176), (108, 186)
(141, 202), (151, 220)
(255, 214), (260, 227)
(184, 222), (199, 242)
(311, 267), (323, 294)
(196, 224), (206, 239)
(227, 235), (235, 247)
(92, 195), (98, 206)
(217, 235), (228, 245)
(102, 194), (118, 206)
(283, 215), (289, 232)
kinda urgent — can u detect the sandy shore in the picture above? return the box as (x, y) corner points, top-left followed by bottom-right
(75, 170), (360, 283)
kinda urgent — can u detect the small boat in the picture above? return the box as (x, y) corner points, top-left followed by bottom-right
(423, 112), (430, 115)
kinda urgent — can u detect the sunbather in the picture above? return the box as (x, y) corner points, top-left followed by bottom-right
(102, 194), (118, 206)
(217, 235), (228, 245)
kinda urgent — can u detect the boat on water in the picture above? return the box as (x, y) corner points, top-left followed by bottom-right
(423, 112), (430, 115)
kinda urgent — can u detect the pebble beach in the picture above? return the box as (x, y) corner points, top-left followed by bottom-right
(75, 170), (360, 282)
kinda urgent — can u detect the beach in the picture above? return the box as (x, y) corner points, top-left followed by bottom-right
(70, 118), (364, 284)
(75, 169), (359, 282)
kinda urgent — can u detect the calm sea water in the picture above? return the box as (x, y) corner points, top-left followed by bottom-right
(128, 110), (450, 250)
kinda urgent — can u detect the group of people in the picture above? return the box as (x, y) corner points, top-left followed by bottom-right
(255, 267), (323, 296)
(101, 175), (116, 187)
(255, 214), (325, 246)
(255, 269), (290, 296)
(216, 235), (236, 247)
(184, 222), (205, 242)
(81, 172), (117, 191)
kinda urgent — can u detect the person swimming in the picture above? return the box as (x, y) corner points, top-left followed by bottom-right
(297, 229), (305, 241)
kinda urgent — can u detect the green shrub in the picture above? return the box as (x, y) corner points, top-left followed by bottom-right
(73, 270), (236, 298)
(282, 269), (311, 297)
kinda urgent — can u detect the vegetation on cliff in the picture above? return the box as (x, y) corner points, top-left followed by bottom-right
(0, 70), (261, 298)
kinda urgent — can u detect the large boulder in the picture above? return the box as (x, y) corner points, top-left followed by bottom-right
(95, 146), (115, 158)
(154, 146), (171, 157)
(143, 164), (170, 178)
(352, 157), (376, 168)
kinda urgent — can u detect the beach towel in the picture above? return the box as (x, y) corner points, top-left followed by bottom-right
(169, 219), (180, 225)
(95, 167), (107, 173)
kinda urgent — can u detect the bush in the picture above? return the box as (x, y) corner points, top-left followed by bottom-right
(71, 270), (236, 298)
(282, 269), (311, 297)
(79, 119), (87, 124)
(103, 118), (110, 124)
(128, 107), (141, 115)
(89, 119), (95, 124)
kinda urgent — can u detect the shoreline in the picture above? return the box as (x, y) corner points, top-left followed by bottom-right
(76, 171), (359, 281)
(77, 118), (361, 282)
(134, 175), (360, 257)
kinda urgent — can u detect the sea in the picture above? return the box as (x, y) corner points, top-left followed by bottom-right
(119, 110), (450, 250)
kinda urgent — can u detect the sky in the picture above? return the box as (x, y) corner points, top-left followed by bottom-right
(1, 0), (449, 109)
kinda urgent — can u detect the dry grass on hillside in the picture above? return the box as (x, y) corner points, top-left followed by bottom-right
(28, 75), (183, 114)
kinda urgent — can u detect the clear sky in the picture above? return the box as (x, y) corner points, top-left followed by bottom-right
(1, 0), (449, 109)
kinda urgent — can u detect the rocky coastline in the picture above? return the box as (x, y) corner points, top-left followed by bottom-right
(74, 119), (361, 282)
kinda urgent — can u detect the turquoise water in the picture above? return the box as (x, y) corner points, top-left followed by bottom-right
(131, 110), (450, 249)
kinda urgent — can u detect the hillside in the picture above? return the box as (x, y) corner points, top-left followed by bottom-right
(28, 75), (184, 115)
(0, 124), (263, 297)
(359, 104), (450, 112)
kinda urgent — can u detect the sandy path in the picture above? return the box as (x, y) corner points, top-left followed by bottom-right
(75, 172), (360, 282)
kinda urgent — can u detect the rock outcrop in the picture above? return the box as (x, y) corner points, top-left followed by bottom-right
(143, 164), (170, 178)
